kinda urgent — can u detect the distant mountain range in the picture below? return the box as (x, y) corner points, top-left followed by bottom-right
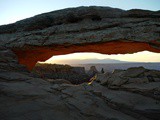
(72, 63), (160, 72)
(52, 58), (128, 64)
(49, 58), (160, 72)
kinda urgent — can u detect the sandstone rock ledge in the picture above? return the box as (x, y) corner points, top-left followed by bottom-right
(0, 46), (160, 120)
(0, 6), (160, 69)
(0, 6), (160, 120)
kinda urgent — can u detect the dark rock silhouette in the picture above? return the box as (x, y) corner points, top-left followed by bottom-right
(87, 66), (99, 77)
(0, 6), (159, 69)
(32, 63), (89, 84)
(0, 6), (160, 120)
(0, 43), (160, 120)
(101, 68), (104, 73)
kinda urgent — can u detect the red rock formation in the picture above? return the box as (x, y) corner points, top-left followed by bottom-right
(13, 41), (160, 70)
(0, 7), (160, 120)
(0, 7), (159, 70)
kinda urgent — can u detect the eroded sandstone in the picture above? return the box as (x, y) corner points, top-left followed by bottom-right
(0, 6), (160, 69)
(0, 6), (160, 120)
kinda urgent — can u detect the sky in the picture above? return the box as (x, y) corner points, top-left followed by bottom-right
(1, 0), (160, 63)
(46, 51), (160, 63)
(1, 0), (160, 25)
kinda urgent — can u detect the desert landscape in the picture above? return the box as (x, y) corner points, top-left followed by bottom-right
(73, 62), (160, 72)
(0, 2), (160, 120)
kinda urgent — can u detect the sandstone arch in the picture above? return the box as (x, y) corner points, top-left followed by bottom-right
(13, 41), (160, 70)
(0, 7), (160, 120)
(0, 6), (160, 70)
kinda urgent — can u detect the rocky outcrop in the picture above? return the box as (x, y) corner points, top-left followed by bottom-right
(0, 49), (160, 120)
(0, 6), (160, 120)
(0, 6), (160, 69)
(96, 66), (160, 86)
(87, 66), (99, 77)
(95, 67), (160, 100)
(33, 63), (89, 84)
(0, 48), (28, 72)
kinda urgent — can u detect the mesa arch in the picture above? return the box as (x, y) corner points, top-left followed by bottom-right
(12, 41), (160, 70)
(0, 6), (160, 70)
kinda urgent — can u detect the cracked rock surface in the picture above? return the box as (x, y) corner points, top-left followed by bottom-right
(0, 6), (160, 48)
(0, 6), (160, 70)
(0, 48), (160, 120)
(0, 6), (160, 120)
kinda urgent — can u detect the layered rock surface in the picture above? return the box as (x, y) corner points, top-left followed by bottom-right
(0, 47), (160, 120)
(33, 63), (89, 84)
(95, 66), (160, 100)
(0, 6), (160, 69)
(0, 6), (160, 120)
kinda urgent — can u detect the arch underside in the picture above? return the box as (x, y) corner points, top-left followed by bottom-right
(13, 41), (160, 70)
(0, 7), (159, 70)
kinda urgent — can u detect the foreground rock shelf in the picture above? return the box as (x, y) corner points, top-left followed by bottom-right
(0, 6), (160, 120)
(0, 47), (160, 120)
(0, 70), (160, 120)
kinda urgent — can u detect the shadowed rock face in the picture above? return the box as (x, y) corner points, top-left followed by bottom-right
(0, 6), (160, 120)
(32, 63), (89, 84)
(0, 6), (160, 69)
(0, 49), (160, 120)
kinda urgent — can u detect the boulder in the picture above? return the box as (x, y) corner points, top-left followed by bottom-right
(107, 75), (128, 86)
(100, 67), (160, 87)
(122, 67), (147, 78)
(112, 69), (125, 75)
(144, 70), (160, 78)
(127, 77), (149, 84)
(95, 73), (108, 84)
(145, 70), (160, 82)
(87, 66), (99, 78)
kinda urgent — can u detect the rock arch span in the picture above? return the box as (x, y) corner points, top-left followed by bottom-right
(13, 41), (160, 70)
(0, 6), (160, 70)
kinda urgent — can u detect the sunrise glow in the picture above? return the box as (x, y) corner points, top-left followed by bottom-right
(45, 51), (160, 64)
